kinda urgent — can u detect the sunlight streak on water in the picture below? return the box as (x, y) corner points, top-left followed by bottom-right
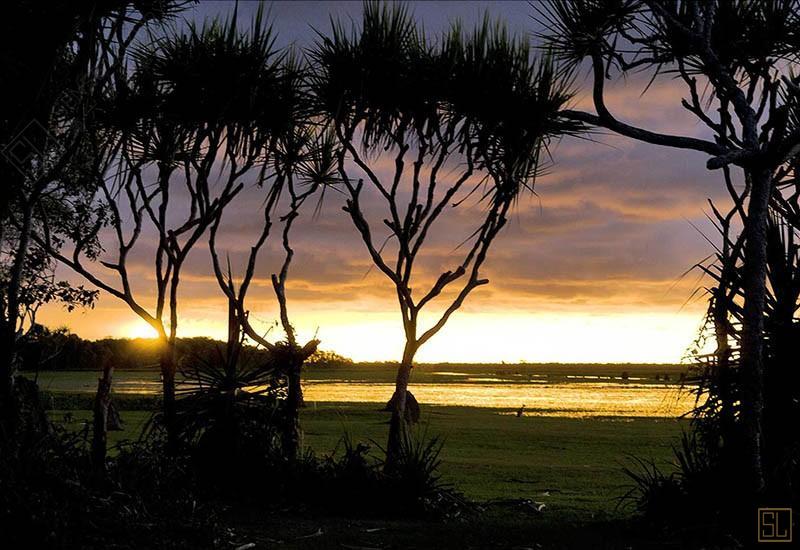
(300, 381), (697, 418)
(36, 372), (699, 418)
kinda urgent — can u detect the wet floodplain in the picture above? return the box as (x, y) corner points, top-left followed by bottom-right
(31, 362), (697, 418)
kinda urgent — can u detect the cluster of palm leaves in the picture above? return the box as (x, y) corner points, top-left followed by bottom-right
(444, 19), (583, 202)
(173, 344), (282, 451)
(311, 2), (585, 204)
(117, 7), (303, 168)
(535, 0), (800, 71)
(691, 205), (800, 503)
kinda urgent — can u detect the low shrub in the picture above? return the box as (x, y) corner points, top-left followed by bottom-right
(276, 429), (471, 520)
(0, 379), (226, 549)
(3, 369), (471, 549)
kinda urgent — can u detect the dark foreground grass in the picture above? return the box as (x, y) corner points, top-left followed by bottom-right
(225, 509), (718, 550)
(48, 400), (684, 519)
(31, 365), (714, 548)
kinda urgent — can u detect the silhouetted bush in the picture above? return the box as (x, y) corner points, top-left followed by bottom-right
(0, 380), (225, 549)
(621, 431), (750, 536)
(275, 430), (471, 519)
(621, 456), (683, 522)
(146, 346), (467, 520)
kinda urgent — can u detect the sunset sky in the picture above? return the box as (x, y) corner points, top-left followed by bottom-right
(38, 1), (730, 364)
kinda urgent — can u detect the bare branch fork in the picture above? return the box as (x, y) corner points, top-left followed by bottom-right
(30, 116), (259, 450)
(208, 166), (321, 357)
(329, 99), (528, 474)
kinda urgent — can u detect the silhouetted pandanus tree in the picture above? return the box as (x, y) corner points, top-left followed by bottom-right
(208, 58), (338, 459)
(34, 7), (293, 450)
(0, 0), (186, 444)
(311, 2), (583, 468)
(536, 0), (800, 496)
(689, 139), (800, 512)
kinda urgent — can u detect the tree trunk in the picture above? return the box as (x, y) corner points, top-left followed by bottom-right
(763, 297), (795, 497)
(711, 286), (735, 454)
(226, 291), (240, 380)
(282, 361), (303, 459)
(0, 324), (15, 440)
(159, 340), (178, 452)
(1, 204), (32, 440)
(91, 362), (113, 475)
(761, 219), (797, 496)
(385, 342), (416, 470)
(738, 167), (771, 494)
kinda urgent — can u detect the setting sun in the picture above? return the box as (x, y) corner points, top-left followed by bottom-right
(121, 320), (159, 340)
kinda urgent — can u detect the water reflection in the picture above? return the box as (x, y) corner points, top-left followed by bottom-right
(301, 381), (696, 418)
(36, 372), (698, 418)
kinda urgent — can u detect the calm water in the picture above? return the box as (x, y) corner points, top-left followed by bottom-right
(34, 371), (699, 418)
(301, 382), (695, 418)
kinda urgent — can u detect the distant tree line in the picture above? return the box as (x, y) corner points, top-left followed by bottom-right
(16, 327), (352, 372)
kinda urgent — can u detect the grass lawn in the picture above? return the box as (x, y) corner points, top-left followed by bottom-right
(303, 403), (684, 516)
(49, 401), (685, 519)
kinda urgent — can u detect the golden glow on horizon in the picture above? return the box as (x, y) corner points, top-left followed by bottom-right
(122, 320), (159, 340)
(289, 311), (707, 364)
(46, 303), (709, 364)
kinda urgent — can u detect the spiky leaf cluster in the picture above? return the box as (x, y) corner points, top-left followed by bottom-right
(114, 6), (305, 168)
(311, 1), (585, 204)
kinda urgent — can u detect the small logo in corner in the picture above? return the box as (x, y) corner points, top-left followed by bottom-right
(758, 508), (792, 543)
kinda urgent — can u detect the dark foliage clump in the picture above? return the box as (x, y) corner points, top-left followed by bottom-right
(0, 379), (226, 549)
(272, 430), (472, 520)
(620, 431), (761, 546)
(623, 209), (800, 530)
(163, 342), (285, 493)
(622, 432), (714, 524)
(156, 348), (468, 520)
